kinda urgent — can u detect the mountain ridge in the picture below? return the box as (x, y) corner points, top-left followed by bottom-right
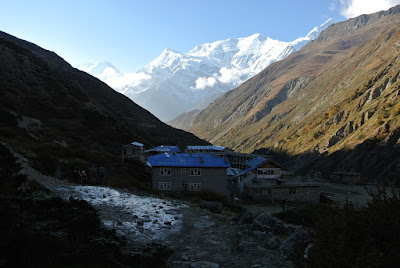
(80, 19), (334, 121)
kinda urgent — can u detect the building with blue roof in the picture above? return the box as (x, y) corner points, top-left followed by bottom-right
(147, 153), (230, 195)
(238, 157), (282, 179)
(235, 157), (321, 202)
(185, 145), (228, 158)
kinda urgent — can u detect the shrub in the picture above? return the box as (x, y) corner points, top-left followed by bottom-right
(291, 188), (400, 267)
(274, 203), (335, 228)
(199, 188), (228, 204)
(391, 102), (400, 116)
(312, 130), (324, 139)
(32, 149), (58, 176)
(375, 119), (385, 126)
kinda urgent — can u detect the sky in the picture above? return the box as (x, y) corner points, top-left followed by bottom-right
(1, 0), (399, 73)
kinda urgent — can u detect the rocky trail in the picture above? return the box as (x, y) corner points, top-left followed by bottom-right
(166, 207), (293, 268)
(16, 154), (294, 268)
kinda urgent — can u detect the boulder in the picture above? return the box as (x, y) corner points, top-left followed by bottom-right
(253, 212), (289, 234)
(190, 261), (219, 268)
(252, 230), (267, 240)
(199, 201), (223, 214)
(280, 226), (312, 257)
(268, 236), (281, 249)
(231, 211), (254, 225)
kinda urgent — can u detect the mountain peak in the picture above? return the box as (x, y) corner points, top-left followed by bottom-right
(78, 61), (121, 77)
(248, 33), (263, 39)
(161, 48), (180, 54)
(304, 18), (335, 39)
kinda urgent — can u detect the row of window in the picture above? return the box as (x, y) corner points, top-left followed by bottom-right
(252, 187), (296, 195)
(158, 182), (201, 191)
(160, 168), (201, 176)
(257, 169), (280, 175)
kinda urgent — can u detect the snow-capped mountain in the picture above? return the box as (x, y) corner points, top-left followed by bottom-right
(79, 61), (120, 79)
(80, 19), (334, 122)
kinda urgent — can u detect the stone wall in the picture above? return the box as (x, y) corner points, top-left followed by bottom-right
(245, 185), (322, 202)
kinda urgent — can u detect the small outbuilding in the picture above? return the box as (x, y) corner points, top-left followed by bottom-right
(330, 171), (361, 184)
(236, 157), (321, 202)
(238, 157), (283, 181)
(123, 142), (144, 162)
(147, 153), (231, 196)
(244, 179), (322, 203)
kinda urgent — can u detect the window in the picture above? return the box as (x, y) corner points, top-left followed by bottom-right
(190, 183), (201, 191)
(181, 168), (186, 173)
(159, 182), (171, 190)
(289, 187), (296, 194)
(190, 168), (201, 176)
(257, 168), (281, 176)
(160, 168), (171, 176)
(264, 169), (272, 175)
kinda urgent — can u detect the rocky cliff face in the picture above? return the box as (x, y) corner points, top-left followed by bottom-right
(188, 6), (400, 181)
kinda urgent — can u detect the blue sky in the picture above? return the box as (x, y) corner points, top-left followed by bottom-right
(1, 0), (399, 73)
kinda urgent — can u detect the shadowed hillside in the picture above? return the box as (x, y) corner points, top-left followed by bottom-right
(0, 31), (207, 179)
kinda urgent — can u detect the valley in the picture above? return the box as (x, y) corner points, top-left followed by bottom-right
(2, 3), (400, 268)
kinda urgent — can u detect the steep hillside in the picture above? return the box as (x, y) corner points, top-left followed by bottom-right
(0, 31), (207, 174)
(167, 109), (201, 131)
(189, 6), (400, 181)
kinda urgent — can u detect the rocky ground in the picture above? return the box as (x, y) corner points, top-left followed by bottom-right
(166, 207), (294, 268)
(17, 153), (295, 268)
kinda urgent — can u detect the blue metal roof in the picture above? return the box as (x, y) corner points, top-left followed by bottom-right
(227, 168), (241, 176)
(145, 145), (180, 153)
(237, 165), (259, 177)
(147, 153), (231, 168)
(186, 145), (225, 151)
(245, 157), (268, 168)
(131, 142), (144, 147)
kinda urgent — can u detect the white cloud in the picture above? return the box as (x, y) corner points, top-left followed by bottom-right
(98, 67), (119, 79)
(106, 72), (151, 89)
(339, 0), (400, 18)
(194, 76), (217, 90)
(217, 67), (244, 85)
